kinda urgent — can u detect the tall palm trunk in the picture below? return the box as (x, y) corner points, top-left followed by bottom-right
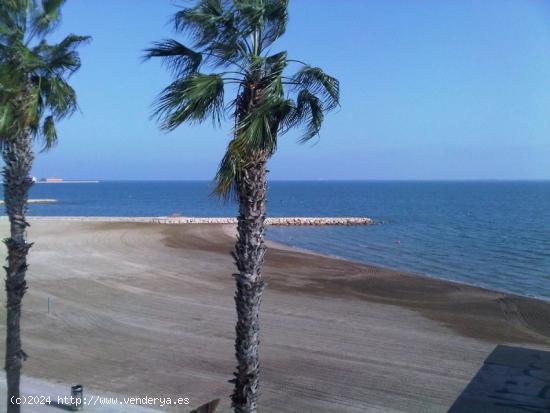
(2, 130), (33, 413)
(231, 153), (268, 413)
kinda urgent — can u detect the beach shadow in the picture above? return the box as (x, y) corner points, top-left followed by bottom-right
(190, 398), (220, 413)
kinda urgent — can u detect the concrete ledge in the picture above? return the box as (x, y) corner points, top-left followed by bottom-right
(448, 345), (550, 412)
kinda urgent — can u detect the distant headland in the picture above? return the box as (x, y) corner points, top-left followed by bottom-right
(0, 199), (57, 205)
(33, 177), (99, 184)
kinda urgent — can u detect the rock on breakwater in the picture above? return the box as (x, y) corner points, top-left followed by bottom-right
(26, 216), (373, 226)
(266, 217), (373, 226)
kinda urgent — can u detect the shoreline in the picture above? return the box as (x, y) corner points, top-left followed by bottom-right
(267, 234), (550, 305)
(24, 215), (550, 304)
(1, 218), (549, 411)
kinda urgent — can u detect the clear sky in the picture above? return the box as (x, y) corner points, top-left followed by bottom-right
(31, 0), (550, 180)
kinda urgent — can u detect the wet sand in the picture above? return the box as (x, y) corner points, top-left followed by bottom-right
(1, 219), (550, 412)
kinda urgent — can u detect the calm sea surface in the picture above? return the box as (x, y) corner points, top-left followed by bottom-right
(10, 180), (550, 300)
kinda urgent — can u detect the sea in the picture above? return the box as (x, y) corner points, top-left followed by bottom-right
(10, 180), (550, 301)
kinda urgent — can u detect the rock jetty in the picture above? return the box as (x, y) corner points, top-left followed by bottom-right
(28, 216), (373, 226)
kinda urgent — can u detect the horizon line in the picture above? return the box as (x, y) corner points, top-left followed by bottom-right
(34, 178), (550, 182)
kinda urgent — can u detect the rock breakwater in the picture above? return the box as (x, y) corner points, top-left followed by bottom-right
(27, 216), (373, 226)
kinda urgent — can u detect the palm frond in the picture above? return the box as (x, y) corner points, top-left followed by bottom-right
(0, 0), (29, 37)
(233, 97), (294, 155)
(261, 51), (286, 95)
(204, 35), (245, 67)
(34, 34), (90, 75)
(30, 0), (66, 37)
(25, 82), (42, 129)
(0, 14), (19, 40)
(265, 50), (286, 70)
(1, 37), (31, 69)
(232, 0), (263, 36)
(39, 76), (76, 119)
(174, 0), (225, 47)
(231, 0), (288, 49)
(215, 99), (293, 199)
(144, 39), (202, 77)
(0, 102), (16, 136)
(214, 140), (241, 198)
(39, 113), (56, 149)
(153, 73), (225, 131)
(292, 66), (340, 110)
(289, 89), (324, 142)
(175, 0), (247, 69)
(262, 0), (288, 46)
(53, 33), (91, 51)
(234, 109), (274, 154)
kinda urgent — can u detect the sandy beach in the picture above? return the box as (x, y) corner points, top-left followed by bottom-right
(1, 218), (550, 412)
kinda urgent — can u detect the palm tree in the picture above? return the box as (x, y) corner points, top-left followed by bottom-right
(146, 1), (339, 412)
(0, 1), (89, 411)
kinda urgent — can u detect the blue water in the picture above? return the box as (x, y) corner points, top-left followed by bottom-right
(12, 180), (550, 300)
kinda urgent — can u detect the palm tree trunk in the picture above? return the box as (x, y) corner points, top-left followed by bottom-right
(231, 153), (268, 413)
(2, 131), (33, 413)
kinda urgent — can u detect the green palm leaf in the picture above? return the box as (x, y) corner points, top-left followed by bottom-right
(262, 0), (289, 46)
(40, 113), (56, 149)
(144, 39), (202, 77)
(39, 76), (77, 119)
(30, 0), (65, 36)
(290, 89), (324, 142)
(154, 73), (225, 130)
(214, 141), (241, 198)
(292, 66), (340, 111)
(34, 34), (90, 75)
(0, 0), (28, 35)
(174, 0), (225, 47)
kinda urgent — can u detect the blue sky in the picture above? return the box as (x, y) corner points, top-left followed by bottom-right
(32, 0), (550, 180)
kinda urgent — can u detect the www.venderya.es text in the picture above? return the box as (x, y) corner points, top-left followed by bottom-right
(12, 395), (190, 407)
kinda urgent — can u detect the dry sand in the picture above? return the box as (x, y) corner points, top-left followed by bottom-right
(0, 219), (549, 412)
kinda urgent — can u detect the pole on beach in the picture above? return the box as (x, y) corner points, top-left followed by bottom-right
(47, 296), (51, 315)
(71, 385), (84, 410)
